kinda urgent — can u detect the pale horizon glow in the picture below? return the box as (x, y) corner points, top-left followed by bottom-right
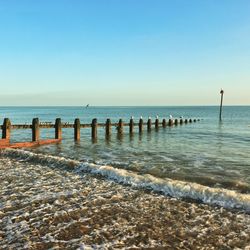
(0, 1), (250, 106)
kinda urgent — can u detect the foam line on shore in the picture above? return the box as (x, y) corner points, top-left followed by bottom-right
(1, 149), (250, 212)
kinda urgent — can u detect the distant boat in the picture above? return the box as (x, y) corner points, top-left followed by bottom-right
(85, 104), (89, 108)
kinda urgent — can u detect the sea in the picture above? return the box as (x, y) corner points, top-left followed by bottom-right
(0, 106), (250, 248)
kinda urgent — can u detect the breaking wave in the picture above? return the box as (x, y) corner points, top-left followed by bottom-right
(1, 148), (250, 212)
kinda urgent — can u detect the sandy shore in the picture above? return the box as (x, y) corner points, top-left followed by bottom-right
(0, 155), (250, 249)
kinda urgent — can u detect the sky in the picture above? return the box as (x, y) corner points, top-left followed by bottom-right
(0, 0), (250, 106)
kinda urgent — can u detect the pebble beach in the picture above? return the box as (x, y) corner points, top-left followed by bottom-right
(1, 154), (250, 249)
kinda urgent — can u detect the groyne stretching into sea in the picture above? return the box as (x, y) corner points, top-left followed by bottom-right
(0, 117), (199, 149)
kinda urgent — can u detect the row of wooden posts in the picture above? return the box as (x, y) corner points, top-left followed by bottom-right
(1, 117), (199, 143)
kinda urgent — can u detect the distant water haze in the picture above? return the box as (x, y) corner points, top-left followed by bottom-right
(0, 87), (249, 106)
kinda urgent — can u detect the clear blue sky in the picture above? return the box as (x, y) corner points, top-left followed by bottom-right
(0, 0), (250, 105)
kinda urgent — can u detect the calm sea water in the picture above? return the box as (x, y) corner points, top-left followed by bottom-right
(1, 106), (250, 207)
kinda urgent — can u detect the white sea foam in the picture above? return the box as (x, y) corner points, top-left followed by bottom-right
(1, 148), (250, 212)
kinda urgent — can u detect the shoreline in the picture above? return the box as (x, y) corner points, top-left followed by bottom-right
(0, 155), (250, 249)
(2, 149), (250, 212)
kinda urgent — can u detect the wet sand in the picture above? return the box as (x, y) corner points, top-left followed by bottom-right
(0, 156), (250, 249)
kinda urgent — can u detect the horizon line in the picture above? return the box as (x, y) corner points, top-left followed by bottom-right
(0, 104), (250, 107)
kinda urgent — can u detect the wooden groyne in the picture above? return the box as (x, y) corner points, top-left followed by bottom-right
(0, 117), (200, 149)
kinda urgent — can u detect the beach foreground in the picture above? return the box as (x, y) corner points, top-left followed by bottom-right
(0, 154), (250, 249)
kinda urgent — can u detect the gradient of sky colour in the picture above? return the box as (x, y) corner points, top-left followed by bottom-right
(0, 0), (250, 106)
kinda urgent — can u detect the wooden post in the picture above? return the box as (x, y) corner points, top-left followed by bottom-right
(189, 119), (192, 123)
(168, 119), (173, 126)
(55, 118), (62, 140)
(117, 119), (123, 134)
(219, 89), (224, 121)
(129, 118), (134, 134)
(74, 118), (80, 141)
(106, 119), (111, 137)
(194, 119), (197, 122)
(147, 118), (152, 131)
(2, 118), (11, 140)
(91, 118), (97, 140)
(32, 118), (40, 142)
(174, 119), (178, 126)
(155, 118), (159, 129)
(162, 119), (166, 128)
(139, 118), (143, 133)
(185, 119), (188, 124)
(180, 118), (183, 125)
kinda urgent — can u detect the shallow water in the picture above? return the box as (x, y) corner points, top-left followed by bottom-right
(1, 106), (250, 194)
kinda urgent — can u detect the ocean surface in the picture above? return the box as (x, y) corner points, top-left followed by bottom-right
(1, 106), (250, 210)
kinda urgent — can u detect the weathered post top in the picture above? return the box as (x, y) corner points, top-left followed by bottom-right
(168, 119), (173, 126)
(162, 119), (166, 128)
(139, 117), (143, 133)
(2, 118), (11, 140)
(74, 118), (81, 141)
(32, 118), (40, 142)
(91, 118), (98, 139)
(118, 119), (123, 134)
(106, 118), (112, 137)
(129, 117), (134, 134)
(55, 118), (62, 140)
(155, 117), (159, 129)
(147, 117), (152, 131)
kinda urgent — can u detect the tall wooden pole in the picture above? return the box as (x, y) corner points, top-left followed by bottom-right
(219, 89), (224, 121)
